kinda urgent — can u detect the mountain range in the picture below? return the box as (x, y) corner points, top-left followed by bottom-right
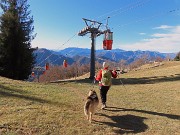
(33, 47), (176, 67)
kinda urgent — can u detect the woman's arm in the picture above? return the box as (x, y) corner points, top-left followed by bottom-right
(95, 70), (102, 81)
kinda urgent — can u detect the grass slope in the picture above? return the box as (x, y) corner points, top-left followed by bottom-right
(0, 61), (180, 135)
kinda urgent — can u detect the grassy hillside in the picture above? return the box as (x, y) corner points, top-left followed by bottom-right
(0, 61), (180, 135)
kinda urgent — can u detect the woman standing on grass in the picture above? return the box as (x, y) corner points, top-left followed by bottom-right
(95, 62), (117, 109)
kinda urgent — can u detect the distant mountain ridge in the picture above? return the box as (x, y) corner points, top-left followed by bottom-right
(34, 47), (176, 67)
(33, 48), (75, 67)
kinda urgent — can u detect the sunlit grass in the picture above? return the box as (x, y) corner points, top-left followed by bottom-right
(0, 61), (180, 134)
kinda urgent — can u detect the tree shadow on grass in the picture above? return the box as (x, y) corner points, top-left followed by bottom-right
(104, 107), (180, 120)
(52, 74), (180, 85)
(94, 114), (148, 134)
(0, 84), (29, 94)
(51, 78), (93, 84)
(0, 84), (66, 107)
(113, 74), (180, 85)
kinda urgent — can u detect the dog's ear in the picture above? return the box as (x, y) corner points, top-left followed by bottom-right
(89, 90), (94, 95)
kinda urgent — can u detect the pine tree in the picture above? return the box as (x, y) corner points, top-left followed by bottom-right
(174, 51), (180, 61)
(0, 0), (36, 80)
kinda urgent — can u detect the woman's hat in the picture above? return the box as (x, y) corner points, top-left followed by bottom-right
(103, 62), (109, 68)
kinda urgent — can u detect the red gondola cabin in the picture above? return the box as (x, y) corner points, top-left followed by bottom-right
(63, 60), (68, 68)
(31, 72), (35, 77)
(103, 31), (113, 50)
(45, 63), (50, 70)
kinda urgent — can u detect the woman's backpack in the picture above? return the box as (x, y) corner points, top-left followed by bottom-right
(101, 69), (112, 86)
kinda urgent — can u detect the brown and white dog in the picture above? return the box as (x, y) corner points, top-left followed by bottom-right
(84, 90), (99, 123)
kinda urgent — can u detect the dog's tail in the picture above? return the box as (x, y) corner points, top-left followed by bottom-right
(84, 100), (91, 116)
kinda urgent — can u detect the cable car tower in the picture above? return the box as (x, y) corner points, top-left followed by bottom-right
(78, 18), (112, 79)
(78, 18), (103, 79)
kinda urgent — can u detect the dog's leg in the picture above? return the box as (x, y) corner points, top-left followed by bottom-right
(89, 112), (92, 123)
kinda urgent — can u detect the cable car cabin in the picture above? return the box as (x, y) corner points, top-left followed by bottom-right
(45, 63), (50, 70)
(63, 60), (68, 68)
(103, 31), (113, 50)
(31, 72), (35, 77)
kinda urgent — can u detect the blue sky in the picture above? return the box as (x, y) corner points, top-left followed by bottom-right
(28, 0), (179, 53)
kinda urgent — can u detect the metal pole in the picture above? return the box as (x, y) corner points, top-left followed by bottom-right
(37, 70), (39, 82)
(89, 32), (96, 79)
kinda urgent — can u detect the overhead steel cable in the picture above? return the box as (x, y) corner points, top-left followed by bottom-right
(117, 8), (180, 29)
(50, 55), (63, 65)
(97, 0), (152, 23)
(36, 33), (77, 66)
(97, 0), (148, 19)
(36, 6), (179, 68)
(35, 0), (152, 67)
(35, 0), (157, 68)
(110, 0), (151, 18)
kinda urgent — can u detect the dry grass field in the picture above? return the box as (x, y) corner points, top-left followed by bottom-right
(0, 61), (180, 135)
